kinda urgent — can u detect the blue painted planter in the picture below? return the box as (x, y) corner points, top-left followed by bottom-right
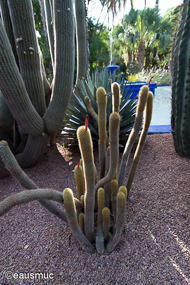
(124, 81), (157, 99)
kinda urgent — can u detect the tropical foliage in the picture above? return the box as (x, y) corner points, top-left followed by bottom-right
(88, 18), (110, 73)
(112, 7), (173, 70)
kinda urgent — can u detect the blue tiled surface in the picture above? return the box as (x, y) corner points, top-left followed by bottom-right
(148, 125), (171, 134)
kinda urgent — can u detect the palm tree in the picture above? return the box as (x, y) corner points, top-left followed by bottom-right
(120, 7), (172, 69)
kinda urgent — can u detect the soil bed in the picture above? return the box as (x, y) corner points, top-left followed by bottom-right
(0, 133), (190, 284)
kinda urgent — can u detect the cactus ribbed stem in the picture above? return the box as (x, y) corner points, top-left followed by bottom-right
(96, 188), (105, 254)
(0, 92), (14, 133)
(44, 0), (54, 70)
(0, 188), (65, 217)
(77, 126), (95, 243)
(98, 140), (106, 179)
(95, 112), (120, 192)
(79, 212), (85, 233)
(127, 91), (153, 196)
(0, 20), (44, 137)
(63, 188), (94, 253)
(80, 194), (84, 209)
(118, 85), (148, 186)
(112, 82), (121, 113)
(119, 186), (127, 199)
(106, 192), (126, 253)
(0, 140), (81, 223)
(171, 0), (190, 157)
(16, 134), (49, 169)
(171, 2), (187, 150)
(111, 179), (119, 218)
(97, 87), (107, 143)
(181, 37), (190, 157)
(43, 0), (74, 135)
(84, 96), (98, 122)
(94, 163), (97, 184)
(102, 207), (111, 242)
(97, 87), (107, 178)
(74, 0), (87, 84)
(7, 0), (46, 117)
(74, 164), (84, 199)
(104, 146), (110, 207)
(0, 0), (17, 61)
(0, 129), (15, 154)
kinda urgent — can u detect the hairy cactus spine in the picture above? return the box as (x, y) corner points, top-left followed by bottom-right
(96, 188), (105, 254)
(118, 186), (127, 200)
(84, 96), (98, 122)
(63, 188), (94, 253)
(77, 123), (95, 243)
(104, 146), (110, 207)
(111, 179), (119, 218)
(79, 212), (85, 233)
(106, 192), (126, 253)
(127, 91), (153, 195)
(102, 207), (111, 242)
(74, 163), (84, 199)
(95, 112), (120, 192)
(97, 87), (107, 178)
(118, 85), (149, 186)
(112, 82), (121, 113)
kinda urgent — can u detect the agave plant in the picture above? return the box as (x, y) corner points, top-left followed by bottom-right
(63, 69), (137, 145)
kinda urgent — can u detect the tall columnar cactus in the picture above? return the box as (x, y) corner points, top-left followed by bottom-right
(0, 0), (77, 176)
(171, 0), (190, 158)
(0, 82), (153, 254)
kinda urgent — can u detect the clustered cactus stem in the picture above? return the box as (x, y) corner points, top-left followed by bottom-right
(118, 85), (149, 187)
(77, 120), (95, 243)
(0, 82), (153, 254)
(97, 87), (107, 179)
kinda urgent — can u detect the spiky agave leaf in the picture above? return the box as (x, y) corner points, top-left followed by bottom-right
(62, 69), (137, 144)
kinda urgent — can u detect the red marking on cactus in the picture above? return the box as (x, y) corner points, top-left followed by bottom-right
(111, 79), (113, 85)
(85, 115), (89, 130)
(78, 160), (80, 168)
(148, 76), (154, 87)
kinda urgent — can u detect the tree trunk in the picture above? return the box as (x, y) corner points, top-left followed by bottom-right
(144, 47), (151, 69)
(127, 50), (132, 65)
(137, 39), (145, 69)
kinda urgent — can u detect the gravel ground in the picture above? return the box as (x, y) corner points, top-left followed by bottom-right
(0, 133), (190, 285)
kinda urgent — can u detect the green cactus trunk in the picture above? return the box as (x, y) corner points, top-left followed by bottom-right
(0, 0), (75, 175)
(74, 0), (88, 84)
(171, 0), (190, 158)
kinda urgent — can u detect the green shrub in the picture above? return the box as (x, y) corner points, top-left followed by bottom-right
(137, 68), (171, 85)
